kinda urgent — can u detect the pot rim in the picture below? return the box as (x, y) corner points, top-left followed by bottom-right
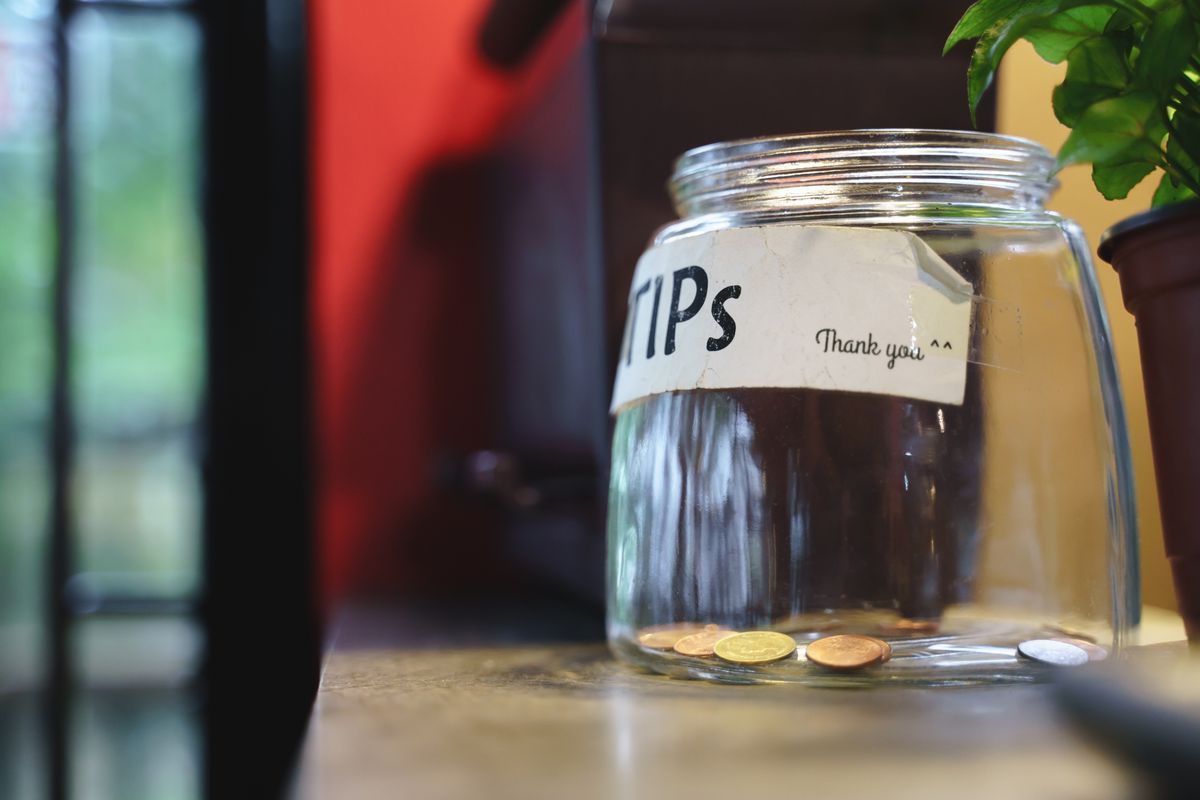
(1098, 199), (1200, 264)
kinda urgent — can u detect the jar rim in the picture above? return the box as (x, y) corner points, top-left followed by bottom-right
(675, 129), (1052, 172)
(670, 129), (1058, 219)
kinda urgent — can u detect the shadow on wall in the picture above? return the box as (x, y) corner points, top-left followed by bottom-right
(332, 156), (524, 596)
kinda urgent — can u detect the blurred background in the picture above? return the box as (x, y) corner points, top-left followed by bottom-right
(0, 0), (1177, 798)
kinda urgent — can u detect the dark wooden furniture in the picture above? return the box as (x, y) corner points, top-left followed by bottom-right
(483, 0), (996, 602)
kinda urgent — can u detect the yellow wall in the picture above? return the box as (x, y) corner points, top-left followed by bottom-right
(996, 42), (1174, 611)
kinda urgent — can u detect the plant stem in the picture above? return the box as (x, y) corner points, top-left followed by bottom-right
(1171, 90), (1200, 115)
(1172, 72), (1200, 113)
(1163, 109), (1200, 172)
(1109, 0), (1155, 24)
(1169, 91), (1200, 116)
(1161, 150), (1200, 196)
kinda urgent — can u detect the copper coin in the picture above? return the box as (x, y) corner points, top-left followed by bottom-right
(674, 628), (739, 657)
(1046, 624), (1097, 643)
(893, 618), (940, 634)
(805, 635), (886, 670)
(640, 622), (703, 632)
(773, 613), (840, 634)
(713, 631), (798, 664)
(876, 618), (939, 637)
(1053, 637), (1108, 662)
(637, 626), (702, 650)
(1017, 639), (1089, 666)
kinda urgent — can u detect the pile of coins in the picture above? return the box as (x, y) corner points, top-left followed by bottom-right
(635, 622), (1108, 673)
(637, 625), (894, 671)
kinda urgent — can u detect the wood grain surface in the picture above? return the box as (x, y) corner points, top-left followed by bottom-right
(296, 641), (1147, 799)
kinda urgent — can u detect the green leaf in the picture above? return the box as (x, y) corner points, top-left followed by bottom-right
(1152, 172), (1197, 204)
(1136, 4), (1198, 95)
(967, 12), (1057, 123)
(1059, 90), (1169, 198)
(1025, 5), (1118, 63)
(1053, 37), (1131, 125)
(1104, 7), (1137, 32)
(967, 21), (1010, 123)
(1058, 91), (1166, 166)
(944, 0), (1038, 54)
(961, 1), (1127, 122)
(1092, 153), (1157, 197)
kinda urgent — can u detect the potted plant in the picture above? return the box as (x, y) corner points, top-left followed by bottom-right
(945, 0), (1200, 640)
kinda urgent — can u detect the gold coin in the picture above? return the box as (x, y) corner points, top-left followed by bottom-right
(806, 634), (886, 670)
(1052, 637), (1108, 662)
(714, 631), (797, 664)
(637, 625), (702, 650)
(674, 628), (739, 657)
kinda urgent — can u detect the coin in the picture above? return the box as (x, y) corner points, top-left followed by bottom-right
(640, 622), (703, 632)
(894, 618), (940, 634)
(773, 613), (841, 634)
(877, 618), (939, 637)
(714, 631), (797, 664)
(878, 639), (894, 663)
(805, 635), (886, 670)
(1017, 638), (1089, 666)
(1052, 637), (1108, 662)
(674, 628), (739, 657)
(637, 626), (703, 650)
(1046, 624), (1097, 643)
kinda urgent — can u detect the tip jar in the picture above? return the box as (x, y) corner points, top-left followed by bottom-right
(606, 130), (1138, 686)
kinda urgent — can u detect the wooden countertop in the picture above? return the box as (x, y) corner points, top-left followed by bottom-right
(294, 603), (1186, 800)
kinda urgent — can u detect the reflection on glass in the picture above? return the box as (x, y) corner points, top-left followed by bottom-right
(69, 10), (203, 600)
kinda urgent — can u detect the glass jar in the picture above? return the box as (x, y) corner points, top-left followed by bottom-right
(606, 130), (1137, 686)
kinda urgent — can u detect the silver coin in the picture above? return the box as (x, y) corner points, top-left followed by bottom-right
(1017, 638), (1090, 666)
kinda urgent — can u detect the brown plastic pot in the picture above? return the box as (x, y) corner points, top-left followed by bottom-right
(1099, 200), (1200, 642)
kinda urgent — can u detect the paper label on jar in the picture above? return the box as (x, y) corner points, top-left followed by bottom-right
(610, 224), (974, 413)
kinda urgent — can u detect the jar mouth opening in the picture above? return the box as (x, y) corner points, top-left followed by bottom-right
(670, 129), (1058, 218)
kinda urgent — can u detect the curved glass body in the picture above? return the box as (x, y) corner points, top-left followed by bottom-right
(606, 130), (1138, 685)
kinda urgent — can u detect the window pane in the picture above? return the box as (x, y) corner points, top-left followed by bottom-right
(0, 1), (53, 22)
(78, 1), (193, 7)
(72, 688), (200, 800)
(69, 10), (203, 599)
(0, 0), (53, 687)
(0, 8), (54, 799)
(72, 611), (201, 800)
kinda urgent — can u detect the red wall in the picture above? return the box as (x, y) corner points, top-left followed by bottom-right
(309, 0), (513, 600)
